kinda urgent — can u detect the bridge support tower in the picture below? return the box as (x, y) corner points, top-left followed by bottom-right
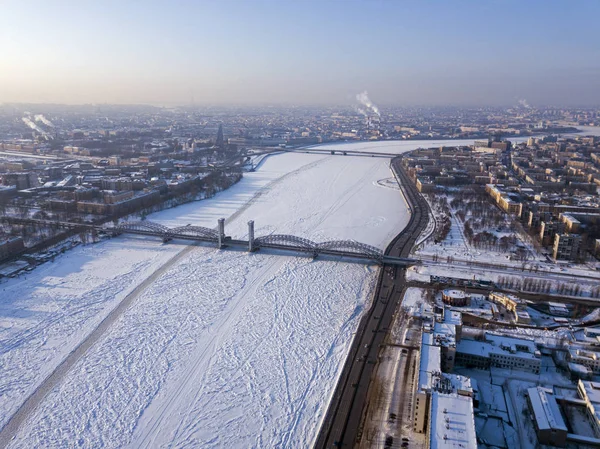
(218, 218), (225, 248)
(248, 220), (255, 252)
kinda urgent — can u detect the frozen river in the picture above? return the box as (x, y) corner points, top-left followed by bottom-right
(1, 144), (412, 448)
(1, 130), (598, 447)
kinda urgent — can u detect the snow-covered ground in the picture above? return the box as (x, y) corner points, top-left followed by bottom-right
(2, 142), (421, 448)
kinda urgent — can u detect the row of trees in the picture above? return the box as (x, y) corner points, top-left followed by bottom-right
(426, 194), (452, 243)
(496, 275), (600, 298)
(1, 171), (244, 253)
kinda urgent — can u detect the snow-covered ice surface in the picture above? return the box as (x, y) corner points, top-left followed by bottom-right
(4, 143), (421, 449)
(0, 238), (182, 429)
(0, 152), (324, 430)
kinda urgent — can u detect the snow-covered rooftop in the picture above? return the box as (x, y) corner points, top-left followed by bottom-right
(430, 391), (477, 449)
(434, 322), (456, 348)
(419, 332), (442, 392)
(445, 374), (473, 395)
(457, 333), (540, 361)
(570, 348), (599, 362)
(434, 373), (473, 397)
(569, 362), (592, 376)
(444, 309), (462, 326)
(443, 289), (466, 299)
(527, 386), (568, 432)
(580, 380), (600, 405)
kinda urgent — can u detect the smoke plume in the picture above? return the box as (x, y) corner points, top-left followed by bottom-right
(356, 91), (380, 117)
(518, 99), (531, 109)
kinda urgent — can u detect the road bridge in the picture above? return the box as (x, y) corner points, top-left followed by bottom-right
(285, 148), (398, 158)
(249, 147), (399, 158)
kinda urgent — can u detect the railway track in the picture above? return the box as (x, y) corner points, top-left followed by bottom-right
(314, 156), (429, 448)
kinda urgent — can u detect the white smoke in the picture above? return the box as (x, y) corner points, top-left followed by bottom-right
(518, 99), (531, 109)
(34, 114), (54, 127)
(355, 106), (368, 117)
(22, 117), (43, 133)
(22, 116), (52, 138)
(356, 91), (380, 117)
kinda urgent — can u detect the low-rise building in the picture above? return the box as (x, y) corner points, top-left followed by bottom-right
(455, 333), (541, 374)
(416, 177), (436, 193)
(526, 386), (568, 446)
(485, 184), (523, 216)
(548, 302), (570, 317)
(489, 292), (522, 312)
(488, 292), (531, 323)
(414, 332), (441, 434)
(0, 237), (24, 261)
(578, 380), (600, 437)
(569, 348), (600, 373)
(428, 391), (477, 449)
(441, 289), (468, 306)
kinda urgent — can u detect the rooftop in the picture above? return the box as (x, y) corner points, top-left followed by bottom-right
(527, 387), (568, 432)
(430, 392), (477, 449)
(457, 333), (540, 361)
(444, 309), (463, 326)
(579, 380), (600, 404)
(443, 289), (466, 299)
(418, 332), (442, 392)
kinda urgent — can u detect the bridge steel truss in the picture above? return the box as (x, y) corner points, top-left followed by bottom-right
(253, 234), (384, 262)
(4, 217), (389, 263)
(114, 221), (219, 242)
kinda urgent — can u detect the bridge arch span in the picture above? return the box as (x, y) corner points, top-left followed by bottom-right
(317, 240), (383, 260)
(170, 225), (219, 240)
(254, 234), (317, 250)
(116, 221), (170, 235)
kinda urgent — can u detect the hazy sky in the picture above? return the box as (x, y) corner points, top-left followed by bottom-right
(1, 0), (600, 107)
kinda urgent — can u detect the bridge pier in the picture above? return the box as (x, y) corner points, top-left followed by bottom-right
(248, 220), (255, 252)
(217, 218), (225, 248)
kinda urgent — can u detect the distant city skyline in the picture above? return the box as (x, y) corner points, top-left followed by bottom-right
(1, 0), (600, 107)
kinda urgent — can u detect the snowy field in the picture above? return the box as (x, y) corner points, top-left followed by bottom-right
(2, 142), (420, 448)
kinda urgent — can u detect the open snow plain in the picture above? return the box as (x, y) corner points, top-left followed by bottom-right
(2, 142), (419, 448)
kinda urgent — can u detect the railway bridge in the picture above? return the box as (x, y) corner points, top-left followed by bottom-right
(2, 216), (418, 266)
(112, 219), (416, 266)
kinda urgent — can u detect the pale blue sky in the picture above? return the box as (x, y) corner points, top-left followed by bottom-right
(1, 0), (599, 106)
